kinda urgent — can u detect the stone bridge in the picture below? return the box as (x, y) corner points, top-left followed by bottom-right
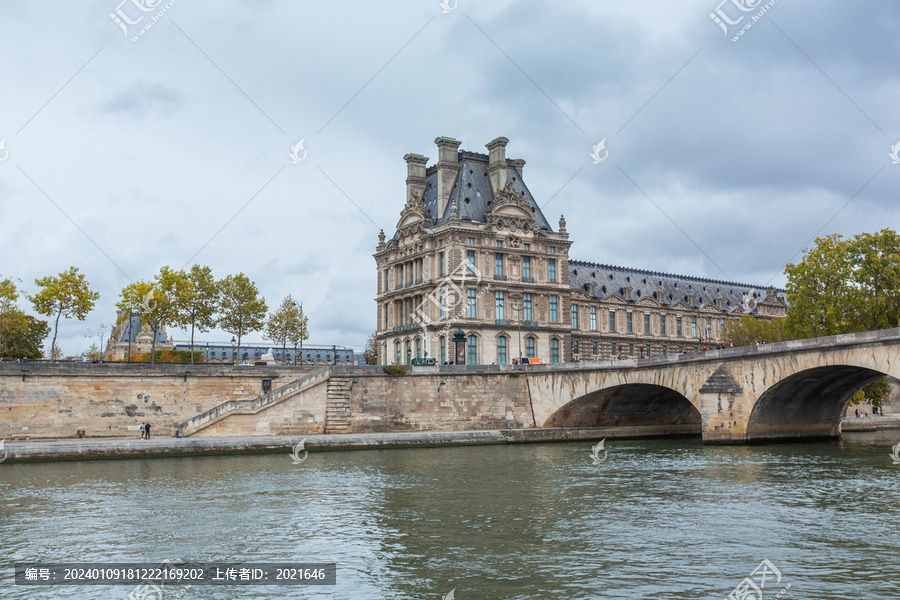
(528, 328), (900, 443)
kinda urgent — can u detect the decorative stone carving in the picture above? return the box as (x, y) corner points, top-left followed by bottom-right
(485, 182), (536, 232)
(396, 191), (430, 239)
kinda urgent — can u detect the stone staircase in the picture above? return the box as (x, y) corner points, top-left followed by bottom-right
(175, 367), (332, 437)
(324, 378), (352, 434)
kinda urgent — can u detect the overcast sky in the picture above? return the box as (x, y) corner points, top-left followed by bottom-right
(1, 0), (898, 356)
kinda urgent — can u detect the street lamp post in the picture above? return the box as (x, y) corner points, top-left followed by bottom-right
(231, 336), (236, 365)
(509, 302), (525, 366)
(294, 344), (297, 366)
(810, 311), (816, 338)
(127, 312), (135, 363)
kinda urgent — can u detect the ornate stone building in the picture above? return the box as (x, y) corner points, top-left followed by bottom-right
(105, 310), (173, 360)
(373, 136), (787, 365)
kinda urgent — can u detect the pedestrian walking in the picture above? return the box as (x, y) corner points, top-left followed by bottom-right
(144, 422), (151, 439)
(614, 415), (620, 427)
(139, 423), (146, 438)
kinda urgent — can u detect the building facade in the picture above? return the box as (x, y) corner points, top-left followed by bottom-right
(374, 136), (787, 365)
(171, 342), (357, 365)
(105, 310), (173, 360)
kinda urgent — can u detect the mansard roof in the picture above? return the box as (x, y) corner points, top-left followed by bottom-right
(420, 151), (553, 231)
(568, 260), (787, 313)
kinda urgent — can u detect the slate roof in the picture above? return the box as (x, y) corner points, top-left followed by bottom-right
(568, 260), (787, 311)
(420, 151), (553, 231)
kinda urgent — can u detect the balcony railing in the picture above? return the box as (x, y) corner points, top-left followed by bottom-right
(522, 277), (534, 283)
(495, 319), (512, 326)
(494, 275), (508, 281)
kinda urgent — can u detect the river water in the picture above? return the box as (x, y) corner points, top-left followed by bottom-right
(1, 433), (899, 599)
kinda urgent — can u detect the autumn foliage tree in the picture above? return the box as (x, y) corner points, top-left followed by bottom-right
(178, 265), (219, 364)
(117, 267), (191, 364)
(29, 267), (99, 360)
(264, 294), (308, 362)
(217, 273), (267, 363)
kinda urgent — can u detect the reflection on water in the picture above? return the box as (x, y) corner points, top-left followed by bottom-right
(1, 433), (899, 599)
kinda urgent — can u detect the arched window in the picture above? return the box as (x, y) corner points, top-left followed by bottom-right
(416, 338), (422, 359)
(551, 338), (560, 364)
(497, 336), (508, 365)
(439, 336), (446, 364)
(405, 340), (411, 364)
(467, 335), (478, 365)
(395, 341), (400, 364)
(526, 337), (536, 359)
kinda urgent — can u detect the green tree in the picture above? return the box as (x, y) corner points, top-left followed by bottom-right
(847, 229), (900, 331)
(784, 234), (855, 338)
(264, 294), (308, 362)
(0, 311), (50, 359)
(85, 343), (103, 362)
(29, 267), (100, 361)
(117, 267), (191, 364)
(0, 277), (19, 312)
(849, 378), (893, 408)
(363, 333), (378, 365)
(723, 316), (789, 348)
(178, 265), (219, 364)
(218, 273), (267, 363)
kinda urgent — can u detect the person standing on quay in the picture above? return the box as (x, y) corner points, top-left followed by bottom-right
(144, 422), (151, 439)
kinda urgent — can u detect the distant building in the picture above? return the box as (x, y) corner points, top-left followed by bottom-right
(171, 342), (357, 365)
(373, 136), (788, 365)
(105, 310), (173, 360)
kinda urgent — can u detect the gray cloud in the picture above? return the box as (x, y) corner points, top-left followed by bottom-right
(0, 0), (898, 356)
(97, 81), (183, 116)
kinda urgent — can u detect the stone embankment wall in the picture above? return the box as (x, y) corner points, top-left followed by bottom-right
(343, 369), (533, 433)
(0, 363), (316, 438)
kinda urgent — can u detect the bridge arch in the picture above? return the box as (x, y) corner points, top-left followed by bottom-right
(544, 383), (701, 430)
(746, 364), (888, 441)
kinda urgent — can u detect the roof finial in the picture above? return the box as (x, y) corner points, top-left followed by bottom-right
(450, 199), (459, 220)
(559, 214), (567, 233)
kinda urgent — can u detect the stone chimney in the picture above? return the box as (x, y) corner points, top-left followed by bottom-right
(403, 153), (429, 206)
(485, 136), (509, 194)
(512, 158), (525, 178)
(435, 137), (462, 218)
